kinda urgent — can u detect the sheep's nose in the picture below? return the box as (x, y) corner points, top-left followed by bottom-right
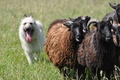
(106, 36), (110, 39)
(106, 36), (112, 42)
(75, 37), (80, 42)
(75, 35), (82, 43)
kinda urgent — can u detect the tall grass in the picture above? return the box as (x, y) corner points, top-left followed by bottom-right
(0, 0), (119, 80)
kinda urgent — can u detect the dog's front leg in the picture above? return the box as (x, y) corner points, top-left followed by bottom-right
(25, 51), (34, 64)
(34, 52), (40, 61)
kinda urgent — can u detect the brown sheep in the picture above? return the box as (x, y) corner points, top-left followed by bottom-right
(44, 16), (91, 79)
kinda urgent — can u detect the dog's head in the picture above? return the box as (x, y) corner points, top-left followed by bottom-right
(21, 14), (36, 42)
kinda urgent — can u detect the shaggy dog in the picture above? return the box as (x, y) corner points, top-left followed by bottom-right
(19, 14), (45, 64)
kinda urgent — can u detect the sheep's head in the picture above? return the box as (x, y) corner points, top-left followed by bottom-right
(109, 3), (120, 17)
(63, 16), (91, 43)
(69, 16), (91, 32)
(88, 17), (113, 42)
(112, 21), (120, 46)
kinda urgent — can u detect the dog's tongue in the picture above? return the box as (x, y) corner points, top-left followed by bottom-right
(26, 32), (32, 42)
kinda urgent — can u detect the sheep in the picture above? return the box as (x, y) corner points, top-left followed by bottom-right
(76, 17), (119, 80)
(102, 3), (120, 23)
(100, 2), (120, 65)
(19, 14), (45, 64)
(44, 16), (91, 79)
(90, 2), (120, 31)
(102, 3), (120, 47)
(87, 19), (120, 67)
(112, 21), (120, 66)
(87, 20), (120, 67)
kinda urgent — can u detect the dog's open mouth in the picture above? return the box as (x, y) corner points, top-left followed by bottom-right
(24, 28), (34, 42)
(26, 32), (32, 42)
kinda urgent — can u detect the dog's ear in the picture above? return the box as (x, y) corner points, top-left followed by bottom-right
(24, 14), (27, 18)
(30, 14), (33, 18)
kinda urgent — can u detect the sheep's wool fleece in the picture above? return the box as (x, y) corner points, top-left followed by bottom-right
(44, 22), (76, 68)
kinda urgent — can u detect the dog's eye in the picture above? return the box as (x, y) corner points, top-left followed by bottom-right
(30, 23), (33, 25)
(24, 23), (26, 25)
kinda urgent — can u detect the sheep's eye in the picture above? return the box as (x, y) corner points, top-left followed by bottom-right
(24, 23), (26, 25)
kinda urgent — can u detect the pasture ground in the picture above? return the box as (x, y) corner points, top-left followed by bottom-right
(0, 0), (119, 80)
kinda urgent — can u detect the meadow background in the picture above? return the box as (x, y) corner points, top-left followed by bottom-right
(0, 0), (119, 80)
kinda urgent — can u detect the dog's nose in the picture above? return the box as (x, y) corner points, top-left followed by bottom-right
(24, 27), (31, 32)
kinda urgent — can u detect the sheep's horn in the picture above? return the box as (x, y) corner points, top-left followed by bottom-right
(109, 3), (116, 9)
(87, 19), (100, 31)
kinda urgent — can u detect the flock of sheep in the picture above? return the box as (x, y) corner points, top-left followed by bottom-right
(19, 2), (120, 80)
(44, 3), (120, 80)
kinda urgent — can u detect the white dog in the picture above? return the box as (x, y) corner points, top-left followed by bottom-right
(19, 14), (45, 64)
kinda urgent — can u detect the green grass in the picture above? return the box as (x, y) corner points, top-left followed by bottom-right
(0, 0), (120, 80)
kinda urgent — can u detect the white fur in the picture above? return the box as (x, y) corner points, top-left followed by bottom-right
(19, 16), (45, 64)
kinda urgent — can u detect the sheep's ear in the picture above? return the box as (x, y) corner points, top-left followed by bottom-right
(85, 16), (91, 23)
(63, 22), (71, 28)
(93, 23), (98, 28)
(94, 23), (101, 31)
(82, 22), (87, 33)
(109, 3), (116, 10)
(69, 17), (75, 22)
(24, 14), (27, 18)
(63, 21), (73, 31)
(111, 27), (116, 35)
(108, 17), (113, 24)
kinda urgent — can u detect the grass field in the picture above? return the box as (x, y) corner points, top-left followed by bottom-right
(0, 0), (120, 80)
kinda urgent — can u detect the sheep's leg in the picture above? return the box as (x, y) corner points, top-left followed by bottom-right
(75, 65), (85, 80)
(59, 68), (67, 80)
(24, 51), (34, 64)
(76, 68), (79, 80)
(59, 67), (73, 80)
(64, 68), (70, 80)
(59, 68), (65, 77)
(34, 52), (40, 61)
(76, 68), (82, 80)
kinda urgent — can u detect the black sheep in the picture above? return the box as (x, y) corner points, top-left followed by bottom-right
(76, 18), (118, 80)
(102, 3), (120, 23)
